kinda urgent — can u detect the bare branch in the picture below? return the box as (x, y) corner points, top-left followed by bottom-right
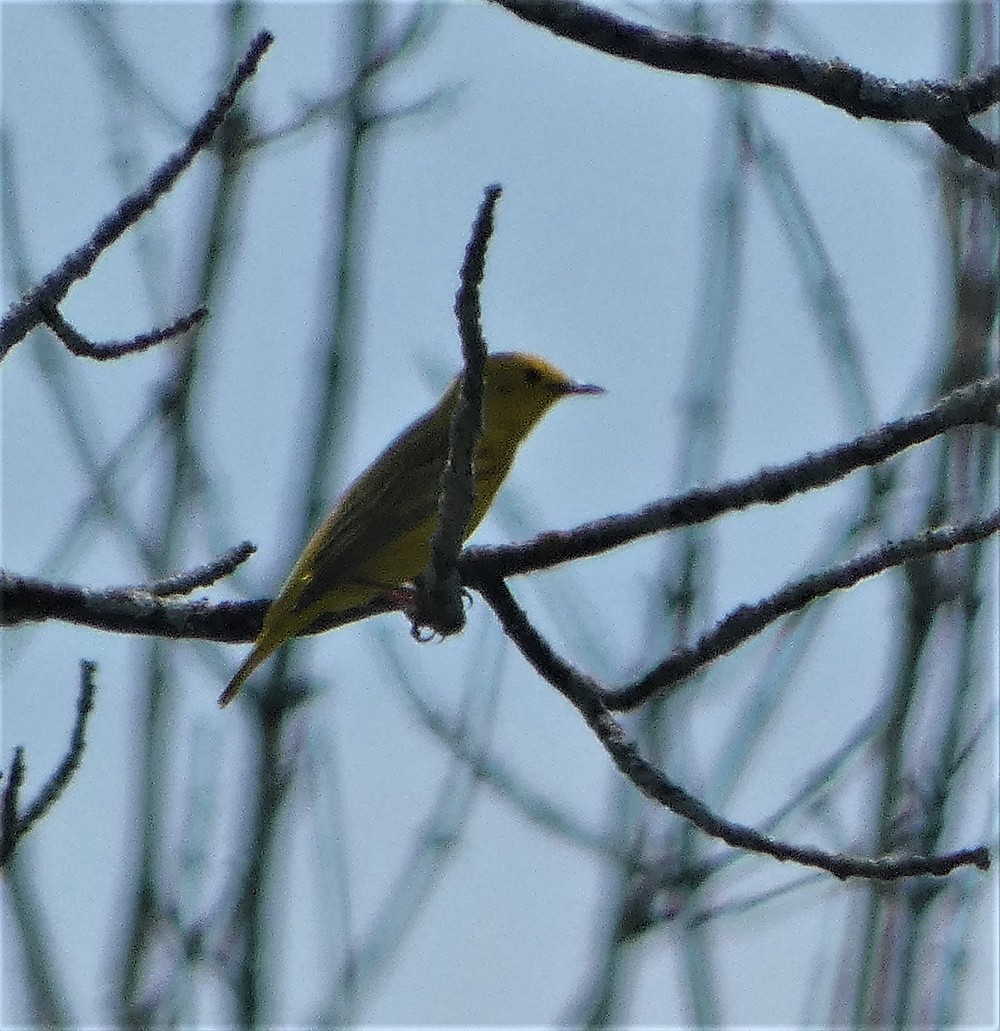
(0, 568), (398, 642)
(476, 575), (990, 879)
(609, 509), (1000, 710)
(129, 541), (256, 597)
(0, 749), (26, 867)
(0, 661), (98, 867)
(0, 30), (274, 361)
(489, 0), (999, 168)
(17, 662), (98, 834)
(461, 375), (1000, 580)
(38, 302), (208, 361)
(930, 115), (1000, 170)
(0, 543), (258, 635)
(413, 184), (503, 636)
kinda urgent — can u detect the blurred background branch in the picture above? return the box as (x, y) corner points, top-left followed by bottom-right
(2, 2), (996, 1028)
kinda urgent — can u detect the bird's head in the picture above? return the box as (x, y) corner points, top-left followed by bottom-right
(481, 352), (603, 443)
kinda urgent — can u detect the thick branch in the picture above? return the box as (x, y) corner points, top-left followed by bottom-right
(0, 569), (397, 642)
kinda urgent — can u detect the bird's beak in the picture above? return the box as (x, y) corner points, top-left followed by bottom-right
(563, 380), (604, 396)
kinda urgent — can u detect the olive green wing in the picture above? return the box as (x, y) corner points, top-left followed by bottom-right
(288, 406), (452, 613)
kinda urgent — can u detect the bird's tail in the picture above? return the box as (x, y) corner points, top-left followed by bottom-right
(218, 640), (274, 707)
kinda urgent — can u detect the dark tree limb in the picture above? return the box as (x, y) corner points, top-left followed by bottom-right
(413, 184), (503, 636)
(474, 575), (990, 880)
(490, 0), (999, 169)
(461, 375), (1000, 580)
(0, 30), (274, 361)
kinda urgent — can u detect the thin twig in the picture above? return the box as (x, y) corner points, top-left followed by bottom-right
(0, 748), (26, 867)
(137, 542), (257, 597)
(0, 661), (99, 866)
(39, 303), (208, 361)
(17, 662), (99, 834)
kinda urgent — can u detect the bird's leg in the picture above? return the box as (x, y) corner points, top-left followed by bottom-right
(395, 579), (474, 641)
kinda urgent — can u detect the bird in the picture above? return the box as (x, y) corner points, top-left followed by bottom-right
(219, 352), (602, 706)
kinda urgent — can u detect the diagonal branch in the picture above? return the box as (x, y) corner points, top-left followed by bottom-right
(461, 375), (1000, 580)
(489, 0), (999, 169)
(475, 574), (990, 879)
(608, 508), (1000, 710)
(0, 30), (274, 360)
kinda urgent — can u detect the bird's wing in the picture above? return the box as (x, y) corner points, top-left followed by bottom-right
(288, 407), (451, 613)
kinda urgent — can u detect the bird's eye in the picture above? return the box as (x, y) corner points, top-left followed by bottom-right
(524, 366), (542, 385)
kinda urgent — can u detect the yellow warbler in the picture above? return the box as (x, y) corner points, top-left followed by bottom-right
(219, 352), (602, 706)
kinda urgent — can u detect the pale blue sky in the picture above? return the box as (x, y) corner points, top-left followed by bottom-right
(2, 3), (997, 1026)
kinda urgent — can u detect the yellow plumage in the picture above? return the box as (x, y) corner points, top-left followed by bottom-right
(219, 352), (601, 706)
